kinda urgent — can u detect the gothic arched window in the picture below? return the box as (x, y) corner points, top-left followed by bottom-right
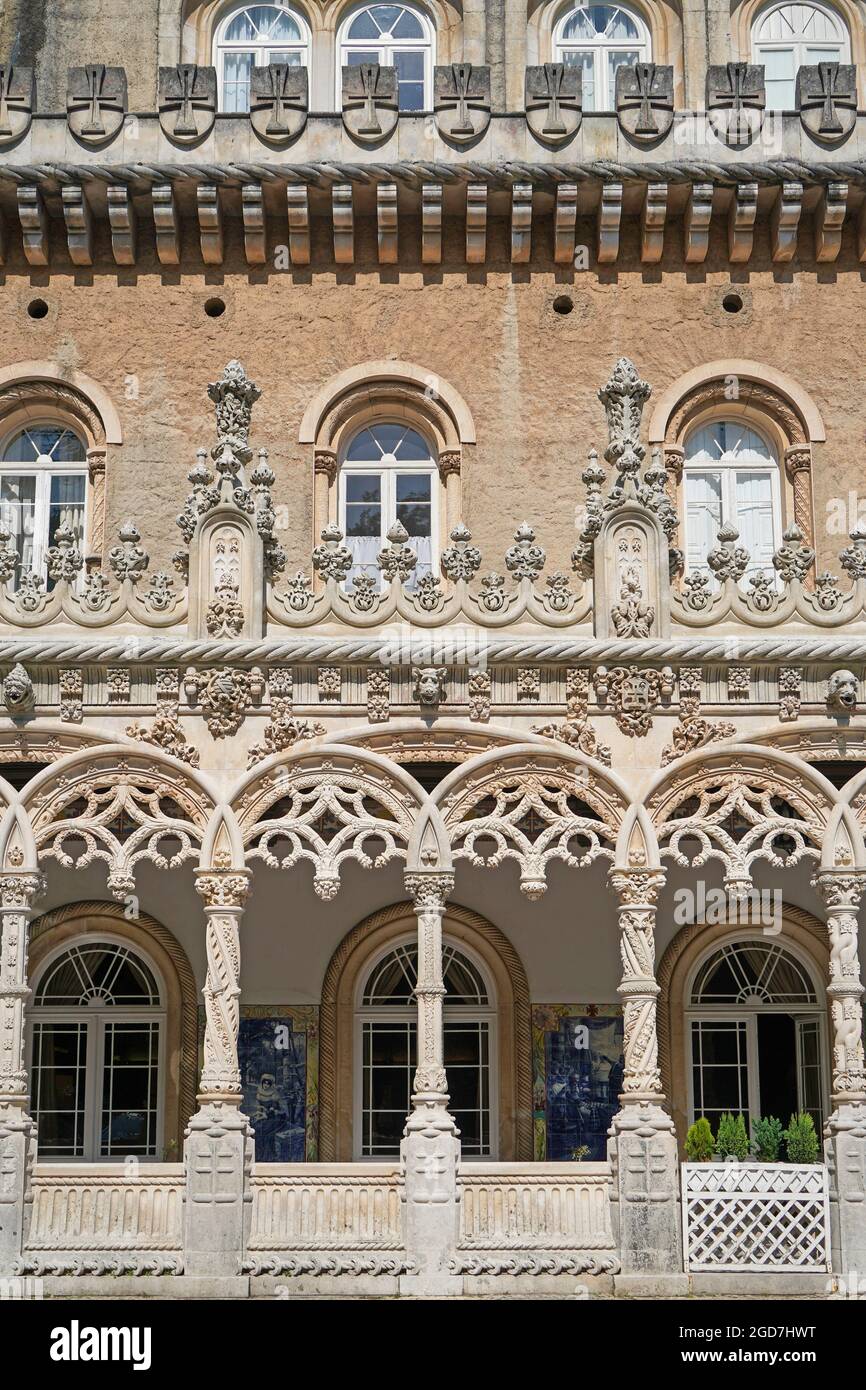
(553, 3), (651, 111)
(687, 938), (825, 1133)
(682, 420), (782, 579)
(338, 3), (434, 110)
(215, 2), (310, 112)
(356, 939), (495, 1157)
(752, 2), (850, 109)
(29, 940), (164, 1160)
(339, 422), (438, 587)
(0, 424), (87, 588)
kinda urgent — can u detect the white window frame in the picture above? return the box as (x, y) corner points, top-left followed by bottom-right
(352, 936), (498, 1161)
(0, 424), (88, 587)
(684, 937), (828, 1131)
(553, 2), (651, 112)
(752, 1), (850, 110)
(338, 423), (439, 587)
(682, 419), (783, 581)
(214, 2), (311, 112)
(28, 936), (166, 1164)
(337, 2), (436, 112)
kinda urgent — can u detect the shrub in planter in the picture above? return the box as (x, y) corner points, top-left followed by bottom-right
(716, 1111), (749, 1161)
(783, 1112), (820, 1164)
(685, 1117), (715, 1162)
(751, 1115), (784, 1162)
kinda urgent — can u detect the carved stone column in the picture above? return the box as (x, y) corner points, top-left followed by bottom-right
(607, 867), (685, 1289)
(85, 447), (107, 568)
(183, 866), (253, 1282)
(400, 870), (462, 1295)
(813, 871), (866, 1280)
(784, 445), (815, 584)
(313, 448), (337, 589)
(0, 871), (44, 1272)
(437, 450), (461, 538)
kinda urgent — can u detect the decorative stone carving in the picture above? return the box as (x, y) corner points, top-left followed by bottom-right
(467, 668), (491, 722)
(247, 674), (323, 767)
(46, 525), (83, 584)
(827, 670), (859, 714)
(318, 666), (342, 702)
(366, 667), (390, 723)
(205, 577), (245, 638)
(615, 63), (673, 142)
(533, 713), (611, 765)
(727, 665), (751, 701)
(773, 523), (815, 584)
(108, 519), (149, 583)
(183, 666), (265, 738)
(0, 65), (35, 147)
(312, 523), (353, 584)
(378, 522), (417, 583)
(525, 63), (581, 146)
(707, 523), (750, 582)
(516, 668), (540, 702)
(2, 663), (34, 715)
(707, 62), (765, 146)
(504, 522), (545, 581)
(107, 668), (131, 703)
(596, 665), (673, 737)
(434, 63), (491, 143)
(611, 573), (655, 638)
(660, 695), (735, 765)
(342, 63), (398, 143)
(127, 672), (200, 766)
(67, 64), (127, 146)
(440, 523), (481, 583)
(413, 667), (447, 708)
(158, 64), (216, 145)
(249, 62), (307, 146)
(777, 666), (802, 722)
(797, 61), (856, 142)
(59, 668), (83, 723)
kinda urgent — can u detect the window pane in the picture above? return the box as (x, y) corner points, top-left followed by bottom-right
(222, 51), (254, 111)
(735, 470), (775, 573)
(265, 8), (301, 41)
(0, 473), (37, 575)
(348, 8), (383, 40)
(395, 473), (431, 503)
(691, 1019), (750, 1132)
(100, 1022), (159, 1157)
(684, 470), (722, 572)
(225, 8), (257, 40)
(345, 48), (382, 65)
(562, 50), (596, 109)
(4, 426), (85, 463)
(49, 473), (85, 549)
(393, 8), (424, 38)
(395, 50), (424, 111)
(606, 49), (640, 107)
(31, 1022), (88, 1158)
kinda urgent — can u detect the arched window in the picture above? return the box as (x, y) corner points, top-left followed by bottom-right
(29, 940), (164, 1160)
(553, 3), (651, 111)
(752, 2), (850, 109)
(682, 420), (782, 579)
(215, 3), (310, 112)
(338, 3), (434, 111)
(687, 939), (825, 1134)
(0, 425), (87, 588)
(356, 939), (495, 1158)
(339, 422), (437, 586)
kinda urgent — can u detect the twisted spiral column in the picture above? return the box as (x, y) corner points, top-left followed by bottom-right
(609, 867), (667, 1104)
(194, 868), (251, 1101)
(404, 872), (455, 1119)
(813, 871), (866, 1109)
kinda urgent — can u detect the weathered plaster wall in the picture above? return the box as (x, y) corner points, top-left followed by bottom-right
(0, 215), (863, 577)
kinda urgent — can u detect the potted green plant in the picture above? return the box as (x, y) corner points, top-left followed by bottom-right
(783, 1112), (820, 1164)
(751, 1115), (784, 1162)
(684, 1116), (715, 1162)
(715, 1111), (749, 1161)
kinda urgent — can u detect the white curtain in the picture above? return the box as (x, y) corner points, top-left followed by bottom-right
(735, 470), (775, 576)
(0, 475), (36, 576)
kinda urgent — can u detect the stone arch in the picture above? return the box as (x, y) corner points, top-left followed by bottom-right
(300, 359), (475, 548)
(430, 742), (630, 899)
(657, 903), (829, 1143)
(0, 361), (124, 568)
(28, 900), (200, 1153)
(526, 0), (686, 106)
(648, 359), (826, 559)
(318, 898), (532, 1161)
(18, 744), (218, 900)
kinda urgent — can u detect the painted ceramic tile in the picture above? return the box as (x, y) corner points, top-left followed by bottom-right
(532, 1004), (623, 1162)
(198, 1005), (319, 1161)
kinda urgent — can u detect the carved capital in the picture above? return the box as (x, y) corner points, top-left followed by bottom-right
(195, 869), (251, 909)
(609, 868), (665, 909)
(813, 870), (865, 912)
(405, 872), (454, 911)
(437, 449), (461, 480)
(784, 443), (812, 479)
(0, 873), (45, 911)
(314, 448), (338, 485)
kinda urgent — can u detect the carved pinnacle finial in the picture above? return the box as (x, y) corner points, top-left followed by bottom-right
(597, 357), (651, 476)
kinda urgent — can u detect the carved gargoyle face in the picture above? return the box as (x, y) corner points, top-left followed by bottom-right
(2, 662), (34, 714)
(412, 666), (446, 707)
(827, 669), (858, 712)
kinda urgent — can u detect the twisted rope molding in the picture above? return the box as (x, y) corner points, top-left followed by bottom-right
(29, 900), (199, 1142)
(4, 634), (866, 665)
(318, 900), (532, 1164)
(3, 157), (866, 191)
(656, 902), (827, 1125)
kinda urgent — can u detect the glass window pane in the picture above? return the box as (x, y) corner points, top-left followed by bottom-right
(392, 7), (424, 38)
(225, 8), (257, 40)
(0, 473), (37, 575)
(393, 427), (429, 460)
(49, 473), (85, 547)
(266, 9), (301, 40)
(606, 49), (640, 107)
(268, 48), (303, 64)
(345, 48), (382, 65)
(395, 473), (430, 503)
(31, 1022), (88, 1158)
(345, 473), (381, 504)
(100, 1022), (159, 1156)
(222, 51), (254, 111)
(348, 8), (383, 39)
(395, 49), (423, 80)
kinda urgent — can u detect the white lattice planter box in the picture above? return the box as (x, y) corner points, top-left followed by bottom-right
(682, 1162), (831, 1273)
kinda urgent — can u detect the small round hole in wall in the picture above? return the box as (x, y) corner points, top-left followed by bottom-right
(204, 297), (226, 318)
(552, 294), (574, 315)
(27, 298), (49, 319)
(722, 292), (744, 315)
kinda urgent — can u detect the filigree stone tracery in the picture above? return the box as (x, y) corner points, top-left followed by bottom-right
(813, 871), (866, 1103)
